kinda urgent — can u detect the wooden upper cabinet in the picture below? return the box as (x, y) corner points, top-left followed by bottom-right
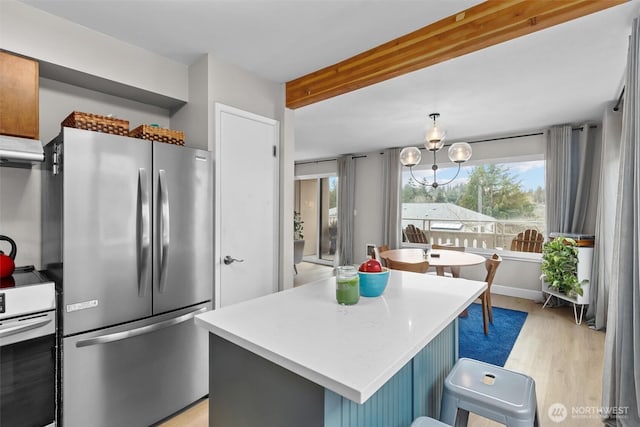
(0, 51), (39, 139)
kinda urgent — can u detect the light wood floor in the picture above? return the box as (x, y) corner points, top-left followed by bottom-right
(294, 260), (335, 287)
(160, 272), (606, 427)
(469, 295), (605, 427)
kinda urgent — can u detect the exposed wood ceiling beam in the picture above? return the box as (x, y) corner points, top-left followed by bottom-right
(286, 0), (627, 109)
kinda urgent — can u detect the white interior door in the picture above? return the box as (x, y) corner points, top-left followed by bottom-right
(215, 103), (279, 308)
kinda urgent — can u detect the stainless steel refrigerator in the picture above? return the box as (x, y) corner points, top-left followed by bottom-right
(42, 127), (213, 427)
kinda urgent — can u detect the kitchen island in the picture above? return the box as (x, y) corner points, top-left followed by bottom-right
(195, 270), (486, 427)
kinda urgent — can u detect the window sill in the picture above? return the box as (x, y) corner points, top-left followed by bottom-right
(465, 247), (542, 263)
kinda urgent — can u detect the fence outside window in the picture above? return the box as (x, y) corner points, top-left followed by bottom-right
(402, 217), (545, 250)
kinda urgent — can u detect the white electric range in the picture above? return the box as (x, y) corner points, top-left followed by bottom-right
(0, 267), (56, 427)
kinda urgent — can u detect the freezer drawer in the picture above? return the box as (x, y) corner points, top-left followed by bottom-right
(61, 303), (210, 427)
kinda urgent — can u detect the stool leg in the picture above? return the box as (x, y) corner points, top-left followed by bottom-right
(440, 394), (459, 425)
(504, 418), (535, 427)
(454, 409), (469, 427)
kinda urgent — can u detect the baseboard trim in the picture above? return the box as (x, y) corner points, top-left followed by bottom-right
(491, 284), (544, 302)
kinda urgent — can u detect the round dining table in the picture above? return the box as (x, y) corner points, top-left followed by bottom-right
(379, 248), (486, 278)
(379, 248), (487, 317)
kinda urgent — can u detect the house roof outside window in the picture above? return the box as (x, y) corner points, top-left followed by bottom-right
(402, 203), (496, 232)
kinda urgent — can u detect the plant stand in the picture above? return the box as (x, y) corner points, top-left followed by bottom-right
(293, 239), (305, 274)
(540, 237), (593, 326)
(541, 285), (587, 325)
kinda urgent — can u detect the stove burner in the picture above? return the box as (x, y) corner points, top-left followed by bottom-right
(0, 266), (35, 288)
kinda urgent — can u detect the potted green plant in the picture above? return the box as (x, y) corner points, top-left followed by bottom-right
(540, 236), (587, 299)
(294, 211), (304, 240)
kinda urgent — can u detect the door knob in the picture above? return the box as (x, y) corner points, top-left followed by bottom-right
(223, 255), (244, 265)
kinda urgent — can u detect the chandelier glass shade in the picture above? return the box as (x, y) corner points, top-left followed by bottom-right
(399, 113), (472, 189)
(448, 142), (473, 163)
(425, 113), (446, 150)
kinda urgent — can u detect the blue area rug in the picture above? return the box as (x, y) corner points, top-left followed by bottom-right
(458, 303), (528, 367)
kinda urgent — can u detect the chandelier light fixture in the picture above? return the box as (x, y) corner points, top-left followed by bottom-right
(399, 113), (472, 188)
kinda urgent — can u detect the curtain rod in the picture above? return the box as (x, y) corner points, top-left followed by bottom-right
(613, 86), (625, 111)
(298, 125), (597, 164)
(453, 132), (543, 145)
(413, 125), (595, 150)
(574, 125), (598, 131)
(296, 158), (336, 166)
(457, 126), (596, 143)
(413, 131), (544, 149)
(296, 154), (366, 165)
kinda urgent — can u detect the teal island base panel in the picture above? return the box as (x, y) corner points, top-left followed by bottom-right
(209, 321), (457, 427)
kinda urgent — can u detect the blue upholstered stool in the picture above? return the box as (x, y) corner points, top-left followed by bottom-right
(440, 358), (539, 427)
(411, 416), (451, 427)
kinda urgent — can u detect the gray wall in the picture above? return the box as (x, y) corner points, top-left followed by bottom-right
(458, 256), (544, 298)
(352, 153), (385, 264)
(209, 55), (285, 124)
(0, 0), (187, 102)
(39, 79), (171, 143)
(171, 55), (212, 151)
(0, 167), (41, 268)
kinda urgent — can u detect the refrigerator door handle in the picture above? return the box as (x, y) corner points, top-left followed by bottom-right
(75, 306), (207, 348)
(139, 168), (151, 297)
(158, 169), (170, 293)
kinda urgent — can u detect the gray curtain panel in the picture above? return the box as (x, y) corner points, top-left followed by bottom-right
(587, 106), (623, 330)
(571, 126), (596, 233)
(337, 155), (356, 266)
(382, 148), (402, 249)
(545, 125), (572, 234)
(602, 16), (640, 427)
(545, 124), (596, 235)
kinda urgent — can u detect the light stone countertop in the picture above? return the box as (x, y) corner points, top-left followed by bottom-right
(195, 270), (486, 404)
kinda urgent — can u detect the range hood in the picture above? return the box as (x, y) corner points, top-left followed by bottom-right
(0, 134), (44, 167)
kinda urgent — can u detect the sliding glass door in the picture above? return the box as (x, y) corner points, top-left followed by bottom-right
(294, 176), (337, 264)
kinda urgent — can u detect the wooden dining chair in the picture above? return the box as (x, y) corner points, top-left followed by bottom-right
(404, 224), (428, 244)
(384, 258), (430, 274)
(481, 254), (502, 335)
(375, 245), (390, 266)
(510, 229), (543, 253)
(431, 244), (465, 277)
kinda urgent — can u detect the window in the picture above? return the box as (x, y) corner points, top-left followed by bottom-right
(401, 158), (545, 251)
(294, 176), (338, 264)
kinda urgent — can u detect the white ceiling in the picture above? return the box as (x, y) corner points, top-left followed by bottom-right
(21, 0), (640, 161)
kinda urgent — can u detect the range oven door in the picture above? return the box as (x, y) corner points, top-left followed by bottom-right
(0, 310), (56, 427)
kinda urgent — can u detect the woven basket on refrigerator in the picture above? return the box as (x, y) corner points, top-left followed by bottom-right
(129, 125), (185, 146)
(61, 111), (129, 136)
